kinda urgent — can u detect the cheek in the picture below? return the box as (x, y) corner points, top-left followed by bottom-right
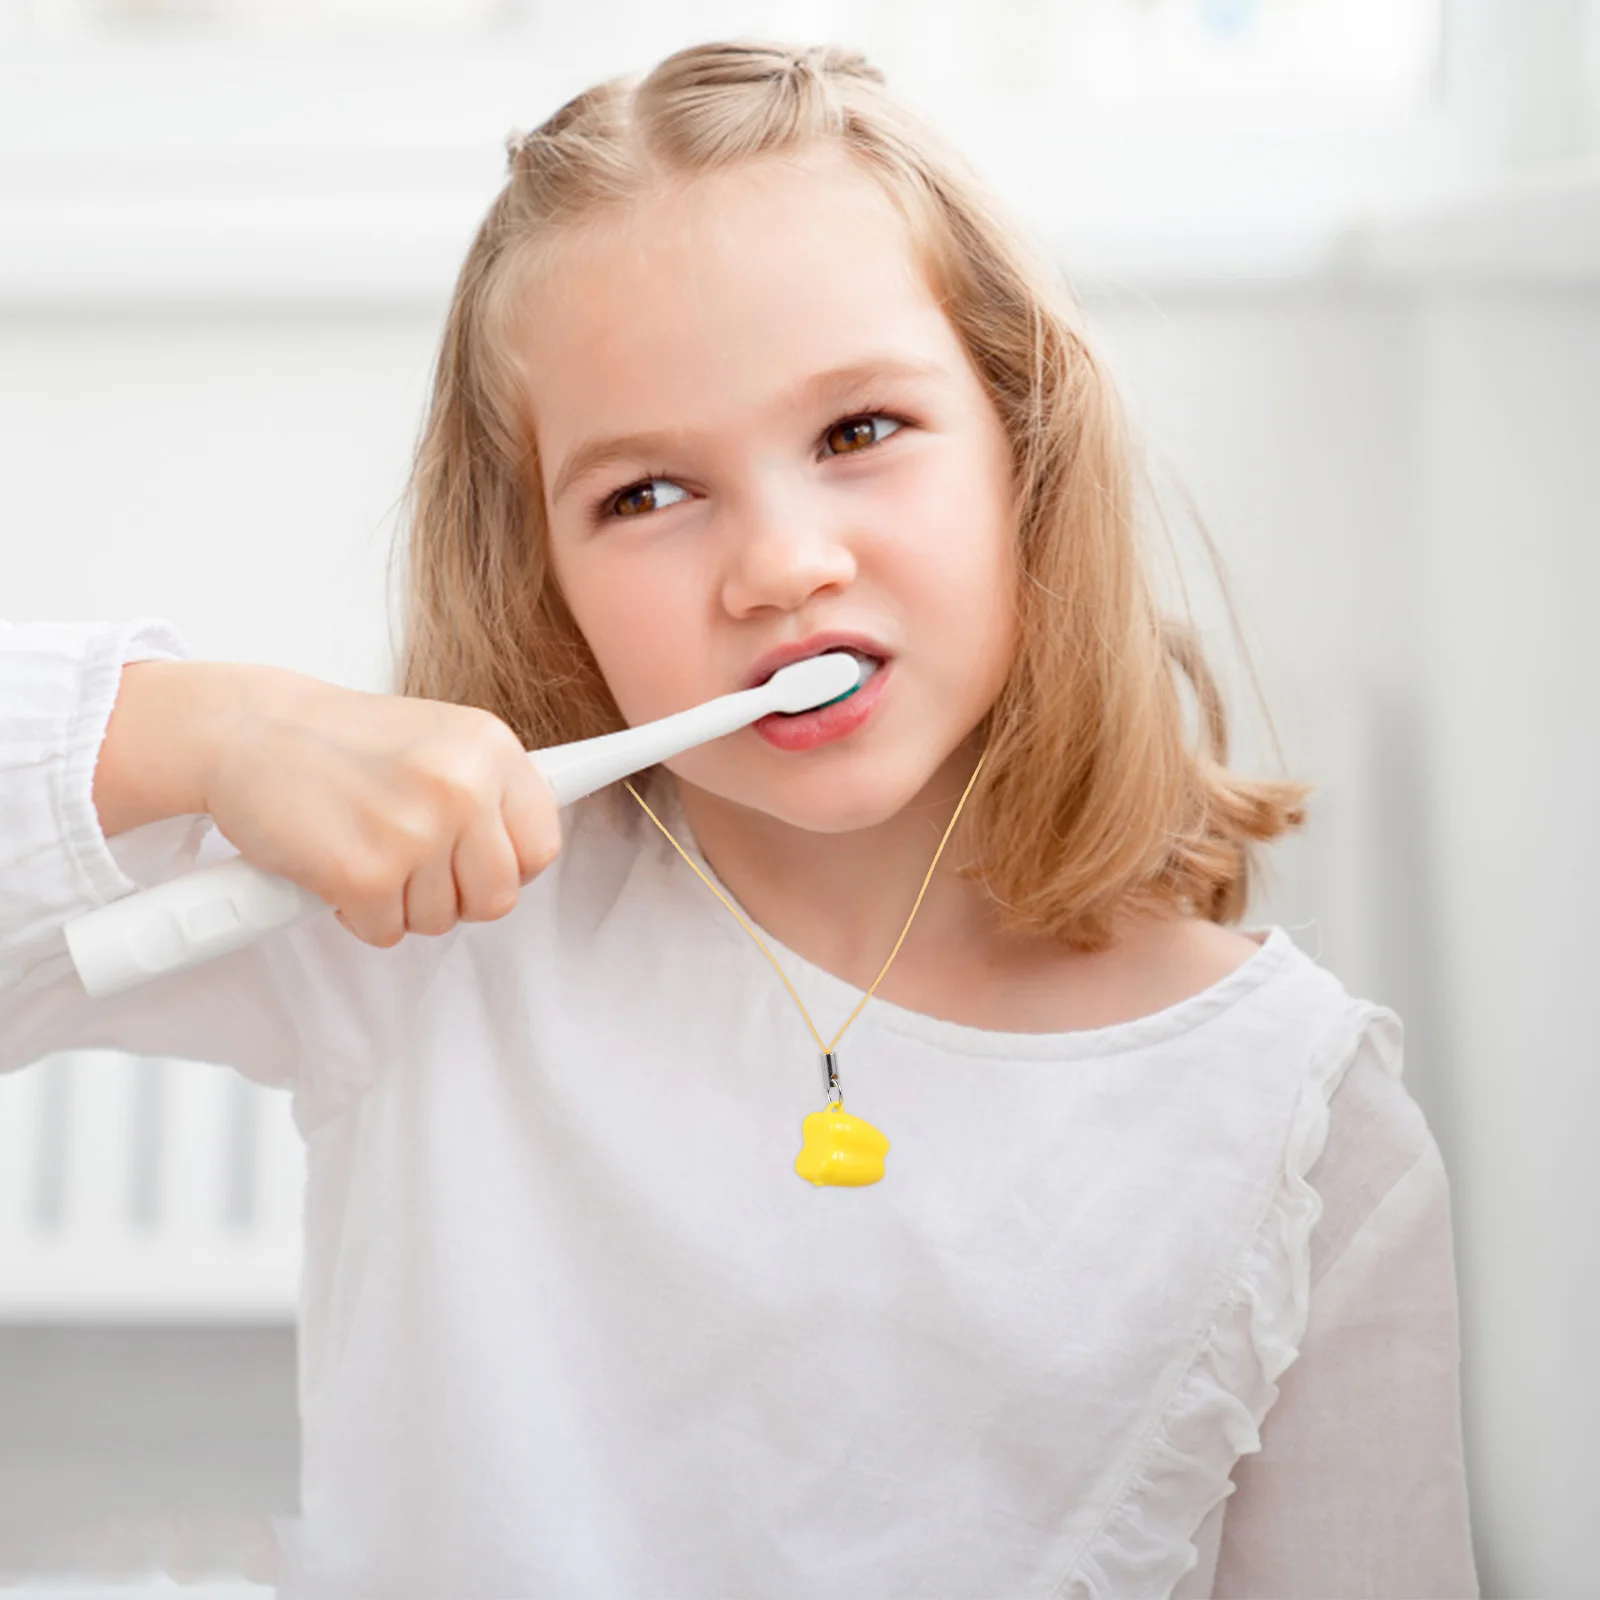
(562, 552), (705, 716)
(884, 443), (1015, 601)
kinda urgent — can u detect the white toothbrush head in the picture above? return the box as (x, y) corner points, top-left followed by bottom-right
(762, 650), (867, 714)
(526, 649), (872, 810)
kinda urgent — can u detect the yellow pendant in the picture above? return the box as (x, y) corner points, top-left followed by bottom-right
(794, 1102), (890, 1187)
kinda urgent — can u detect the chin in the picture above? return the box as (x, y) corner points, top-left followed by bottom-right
(768, 793), (904, 836)
(702, 748), (952, 836)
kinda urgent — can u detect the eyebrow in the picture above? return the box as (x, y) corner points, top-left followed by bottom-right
(548, 354), (949, 506)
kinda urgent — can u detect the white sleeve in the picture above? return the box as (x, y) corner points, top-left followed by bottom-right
(0, 619), (308, 1087)
(1207, 1043), (1481, 1598)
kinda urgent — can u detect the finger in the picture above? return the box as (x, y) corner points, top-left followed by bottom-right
(404, 847), (461, 937)
(501, 772), (561, 885)
(453, 806), (522, 923)
(334, 877), (407, 949)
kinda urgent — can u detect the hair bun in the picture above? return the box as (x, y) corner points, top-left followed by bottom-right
(798, 43), (885, 85)
(639, 41), (886, 103)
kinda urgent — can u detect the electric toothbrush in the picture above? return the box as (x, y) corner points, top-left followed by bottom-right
(63, 650), (867, 1001)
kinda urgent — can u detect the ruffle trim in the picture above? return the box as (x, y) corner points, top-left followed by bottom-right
(1057, 997), (1403, 1598)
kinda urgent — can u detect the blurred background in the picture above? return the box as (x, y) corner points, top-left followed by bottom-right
(1, 0), (1596, 1593)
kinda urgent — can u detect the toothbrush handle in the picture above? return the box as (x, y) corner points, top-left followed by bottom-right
(62, 681), (775, 1000)
(65, 857), (328, 1001)
(528, 681), (769, 807)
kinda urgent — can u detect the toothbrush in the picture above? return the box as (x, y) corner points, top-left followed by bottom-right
(64, 650), (866, 1001)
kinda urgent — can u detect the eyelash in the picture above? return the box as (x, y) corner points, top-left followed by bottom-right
(589, 403), (911, 524)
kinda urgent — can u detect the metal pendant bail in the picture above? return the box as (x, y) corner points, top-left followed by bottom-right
(821, 1049), (842, 1104)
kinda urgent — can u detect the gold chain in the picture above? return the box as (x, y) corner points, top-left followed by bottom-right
(623, 749), (988, 1060)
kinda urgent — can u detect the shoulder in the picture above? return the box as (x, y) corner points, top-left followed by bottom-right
(1166, 918), (1265, 989)
(1306, 1022), (1439, 1280)
(1151, 921), (1428, 1173)
(1109, 914), (1267, 1016)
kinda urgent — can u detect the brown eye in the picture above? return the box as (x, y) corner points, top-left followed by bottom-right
(824, 414), (901, 456)
(607, 477), (688, 519)
(613, 483), (656, 517)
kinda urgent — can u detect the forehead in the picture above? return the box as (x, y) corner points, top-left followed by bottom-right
(514, 151), (960, 458)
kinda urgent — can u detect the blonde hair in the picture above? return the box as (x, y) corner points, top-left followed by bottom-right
(398, 38), (1311, 951)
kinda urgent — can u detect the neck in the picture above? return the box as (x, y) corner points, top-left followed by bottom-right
(670, 740), (1012, 990)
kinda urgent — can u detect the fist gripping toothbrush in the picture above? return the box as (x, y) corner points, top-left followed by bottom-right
(63, 651), (867, 1002)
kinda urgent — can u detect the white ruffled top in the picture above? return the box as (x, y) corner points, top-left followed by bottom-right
(0, 619), (1479, 1598)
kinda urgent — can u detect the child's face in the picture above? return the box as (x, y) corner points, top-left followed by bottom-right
(521, 147), (1019, 833)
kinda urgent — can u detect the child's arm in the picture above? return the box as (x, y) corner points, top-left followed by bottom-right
(0, 620), (290, 1081)
(1207, 1037), (1480, 1597)
(91, 655), (222, 836)
(1, 619), (563, 1090)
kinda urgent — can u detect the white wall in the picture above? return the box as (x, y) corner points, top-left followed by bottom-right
(0, 311), (432, 691)
(1410, 284), (1600, 1597)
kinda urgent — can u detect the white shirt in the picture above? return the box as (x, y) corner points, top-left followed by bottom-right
(0, 619), (1480, 1598)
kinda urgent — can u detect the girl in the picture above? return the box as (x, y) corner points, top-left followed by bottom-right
(0, 40), (1477, 1599)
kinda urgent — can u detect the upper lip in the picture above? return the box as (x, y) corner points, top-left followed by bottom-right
(743, 630), (894, 691)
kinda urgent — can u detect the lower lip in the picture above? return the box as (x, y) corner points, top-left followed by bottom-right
(753, 659), (893, 751)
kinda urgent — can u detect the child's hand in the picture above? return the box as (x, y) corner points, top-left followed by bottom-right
(215, 666), (563, 947)
(100, 661), (563, 948)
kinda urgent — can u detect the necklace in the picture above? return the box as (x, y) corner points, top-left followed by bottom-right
(623, 750), (988, 1188)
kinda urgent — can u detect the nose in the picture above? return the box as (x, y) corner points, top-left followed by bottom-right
(719, 484), (858, 617)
